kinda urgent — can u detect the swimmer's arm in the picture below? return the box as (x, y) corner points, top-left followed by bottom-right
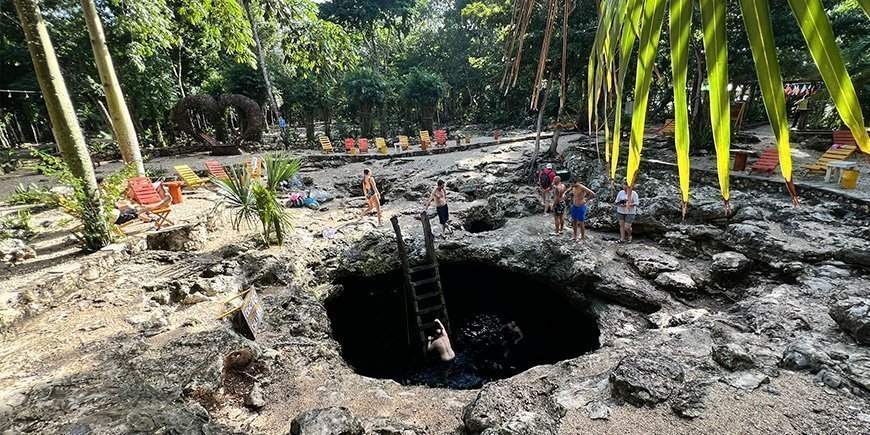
(514, 330), (524, 343)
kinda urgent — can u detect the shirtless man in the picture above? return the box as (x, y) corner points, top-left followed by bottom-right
(551, 176), (567, 235)
(427, 319), (455, 362)
(424, 180), (453, 238)
(359, 168), (382, 225)
(113, 195), (172, 226)
(570, 179), (596, 242)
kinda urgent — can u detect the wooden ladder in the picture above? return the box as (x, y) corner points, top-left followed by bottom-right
(390, 212), (451, 355)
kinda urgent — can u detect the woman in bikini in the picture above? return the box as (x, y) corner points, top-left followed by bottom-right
(359, 168), (382, 226)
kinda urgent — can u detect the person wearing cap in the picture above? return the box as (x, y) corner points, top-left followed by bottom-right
(538, 163), (557, 214)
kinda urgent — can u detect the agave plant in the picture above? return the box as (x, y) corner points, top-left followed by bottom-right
(213, 164), (294, 245)
(263, 152), (302, 192)
(586, 0), (869, 212)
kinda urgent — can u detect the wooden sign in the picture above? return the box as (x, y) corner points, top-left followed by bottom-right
(236, 288), (264, 340)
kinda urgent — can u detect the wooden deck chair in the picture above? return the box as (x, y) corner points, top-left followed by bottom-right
(125, 176), (152, 199)
(204, 161), (229, 180)
(344, 138), (357, 154)
(434, 130), (448, 146)
(832, 130), (858, 147)
(128, 181), (174, 229)
(748, 147), (779, 176)
(319, 136), (334, 153)
(799, 144), (858, 174)
(173, 165), (209, 189)
(357, 138), (370, 153)
(398, 135), (410, 152)
(245, 156), (262, 179)
(419, 131), (431, 149)
(375, 137), (388, 154)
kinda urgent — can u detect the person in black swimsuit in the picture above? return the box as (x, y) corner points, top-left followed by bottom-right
(359, 168), (382, 226)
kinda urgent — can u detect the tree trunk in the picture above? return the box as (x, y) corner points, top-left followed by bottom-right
(81, 0), (145, 176)
(243, 0), (280, 124)
(529, 72), (554, 176)
(304, 111), (315, 143)
(323, 107), (332, 137)
(421, 105), (435, 134)
(14, 0), (111, 248)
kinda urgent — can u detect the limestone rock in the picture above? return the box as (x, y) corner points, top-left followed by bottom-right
(780, 339), (832, 373)
(363, 417), (425, 435)
(463, 368), (564, 435)
(610, 351), (685, 406)
(710, 252), (749, 277)
(585, 401), (610, 420)
(146, 223), (207, 251)
(479, 411), (557, 435)
(245, 383), (266, 409)
(289, 407), (364, 435)
(712, 343), (755, 371)
(620, 246), (680, 278)
(654, 272), (697, 293)
(670, 381), (708, 419)
(722, 372), (770, 391)
(829, 297), (870, 345)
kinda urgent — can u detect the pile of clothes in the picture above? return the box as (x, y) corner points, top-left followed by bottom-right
(280, 175), (334, 211)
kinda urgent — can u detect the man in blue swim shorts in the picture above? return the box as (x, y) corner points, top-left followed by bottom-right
(570, 179), (596, 242)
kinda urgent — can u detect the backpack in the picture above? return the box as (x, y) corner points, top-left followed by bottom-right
(539, 169), (553, 188)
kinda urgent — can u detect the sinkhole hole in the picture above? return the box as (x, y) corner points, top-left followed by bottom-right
(326, 262), (600, 389)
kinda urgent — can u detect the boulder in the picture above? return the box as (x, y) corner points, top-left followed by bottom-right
(620, 246), (680, 278)
(670, 381), (708, 419)
(146, 223), (207, 252)
(829, 297), (870, 345)
(780, 339), (832, 373)
(654, 272), (697, 294)
(610, 350), (685, 406)
(712, 343), (755, 371)
(710, 252), (749, 278)
(289, 407), (364, 435)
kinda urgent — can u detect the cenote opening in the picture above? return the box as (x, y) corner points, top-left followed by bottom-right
(326, 262), (600, 389)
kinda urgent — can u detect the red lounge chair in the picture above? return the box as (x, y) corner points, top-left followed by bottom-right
(204, 161), (229, 180)
(434, 130), (448, 147)
(344, 138), (356, 153)
(748, 147), (779, 176)
(832, 130), (858, 147)
(357, 138), (370, 153)
(128, 181), (174, 229)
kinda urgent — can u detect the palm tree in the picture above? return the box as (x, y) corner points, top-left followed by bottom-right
(13, 0), (112, 248)
(81, 0), (145, 176)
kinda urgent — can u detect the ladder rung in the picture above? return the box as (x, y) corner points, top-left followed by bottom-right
(411, 277), (439, 287)
(409, 264), (437, 273)
(416, 291), (442, 300)
(418, 304), (445, 315)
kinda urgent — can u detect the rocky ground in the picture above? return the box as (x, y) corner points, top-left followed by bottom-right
(1, 131), (869, 434)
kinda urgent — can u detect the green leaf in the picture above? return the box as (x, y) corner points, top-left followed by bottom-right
(738, 0), (795, 187)
(699, 0), (731, 203)
(626, 0), (667, 186)
(787, 0), (870, 155)
(670, 0), (693, 207)
(611, 0), (644, 179)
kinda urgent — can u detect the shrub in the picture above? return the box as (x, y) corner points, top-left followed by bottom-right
(0, 209), (35, 241)
(4, 183), (58, 208)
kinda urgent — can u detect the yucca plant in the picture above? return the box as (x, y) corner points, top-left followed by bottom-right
(585, 0), (869, 212)
(263, 152), (302, 192)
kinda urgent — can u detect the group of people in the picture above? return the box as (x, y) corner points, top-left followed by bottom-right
(538, 163), (638, 243)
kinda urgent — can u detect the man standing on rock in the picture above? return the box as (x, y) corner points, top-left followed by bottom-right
(359, 168), (382, 226)
(424, 180), (453, 238)
(615, 179), (639, 243)
(551, 176), (567, 235)
(570, 179), (596, 242)
(538, 163), (556, 214)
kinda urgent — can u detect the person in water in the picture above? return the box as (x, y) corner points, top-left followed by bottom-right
(427, 319), (455, 362)
(359, 168), (382, 226)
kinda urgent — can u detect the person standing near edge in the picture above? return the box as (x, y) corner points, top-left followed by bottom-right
(570, 179), (596, 242)
(615, 179), (639, 243)
(359, 168), (382, 226)
(538, 163), (556, 214)
(424, 179), (453, 238)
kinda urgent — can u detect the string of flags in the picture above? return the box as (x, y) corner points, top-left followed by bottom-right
(783, 83), (817, 97)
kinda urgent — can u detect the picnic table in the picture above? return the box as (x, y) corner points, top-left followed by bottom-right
(824, 161), (858, 183)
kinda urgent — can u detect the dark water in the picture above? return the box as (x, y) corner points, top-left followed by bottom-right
(326, 262), (600, 389)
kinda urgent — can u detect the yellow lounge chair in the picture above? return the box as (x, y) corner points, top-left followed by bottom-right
(319, 136), (334, 153)
(799, 144), (858, 174)
(173, 165), (209, 189)
(420, 130), (431, 149)
(398, 135), (410, 152)
(376, 137), (388, 155)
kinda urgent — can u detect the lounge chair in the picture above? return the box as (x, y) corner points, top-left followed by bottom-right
(419, 131), (431, 149)
(205, 161), (229, 180)
(397, 135), (410, 152)
(375, 137), (388, 155)
(357, 138), (370, 153)
(173, 165), (209, 189)
(434, 130), (448, 147)
(799, 144), (858, 174)
(344, 138), (357, 154)
(748, 147), (779, 176)
(128, 181), (173, 229)
(832, 130), (858, 147)
(319, 136), (334, 153)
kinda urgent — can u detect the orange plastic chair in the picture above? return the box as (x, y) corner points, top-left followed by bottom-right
(358, 138), (370, 153)
(204, 161), (229, 180)
(128, 182), (174, 229)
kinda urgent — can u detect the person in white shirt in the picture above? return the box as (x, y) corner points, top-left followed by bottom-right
(615, 179), (639, 243)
